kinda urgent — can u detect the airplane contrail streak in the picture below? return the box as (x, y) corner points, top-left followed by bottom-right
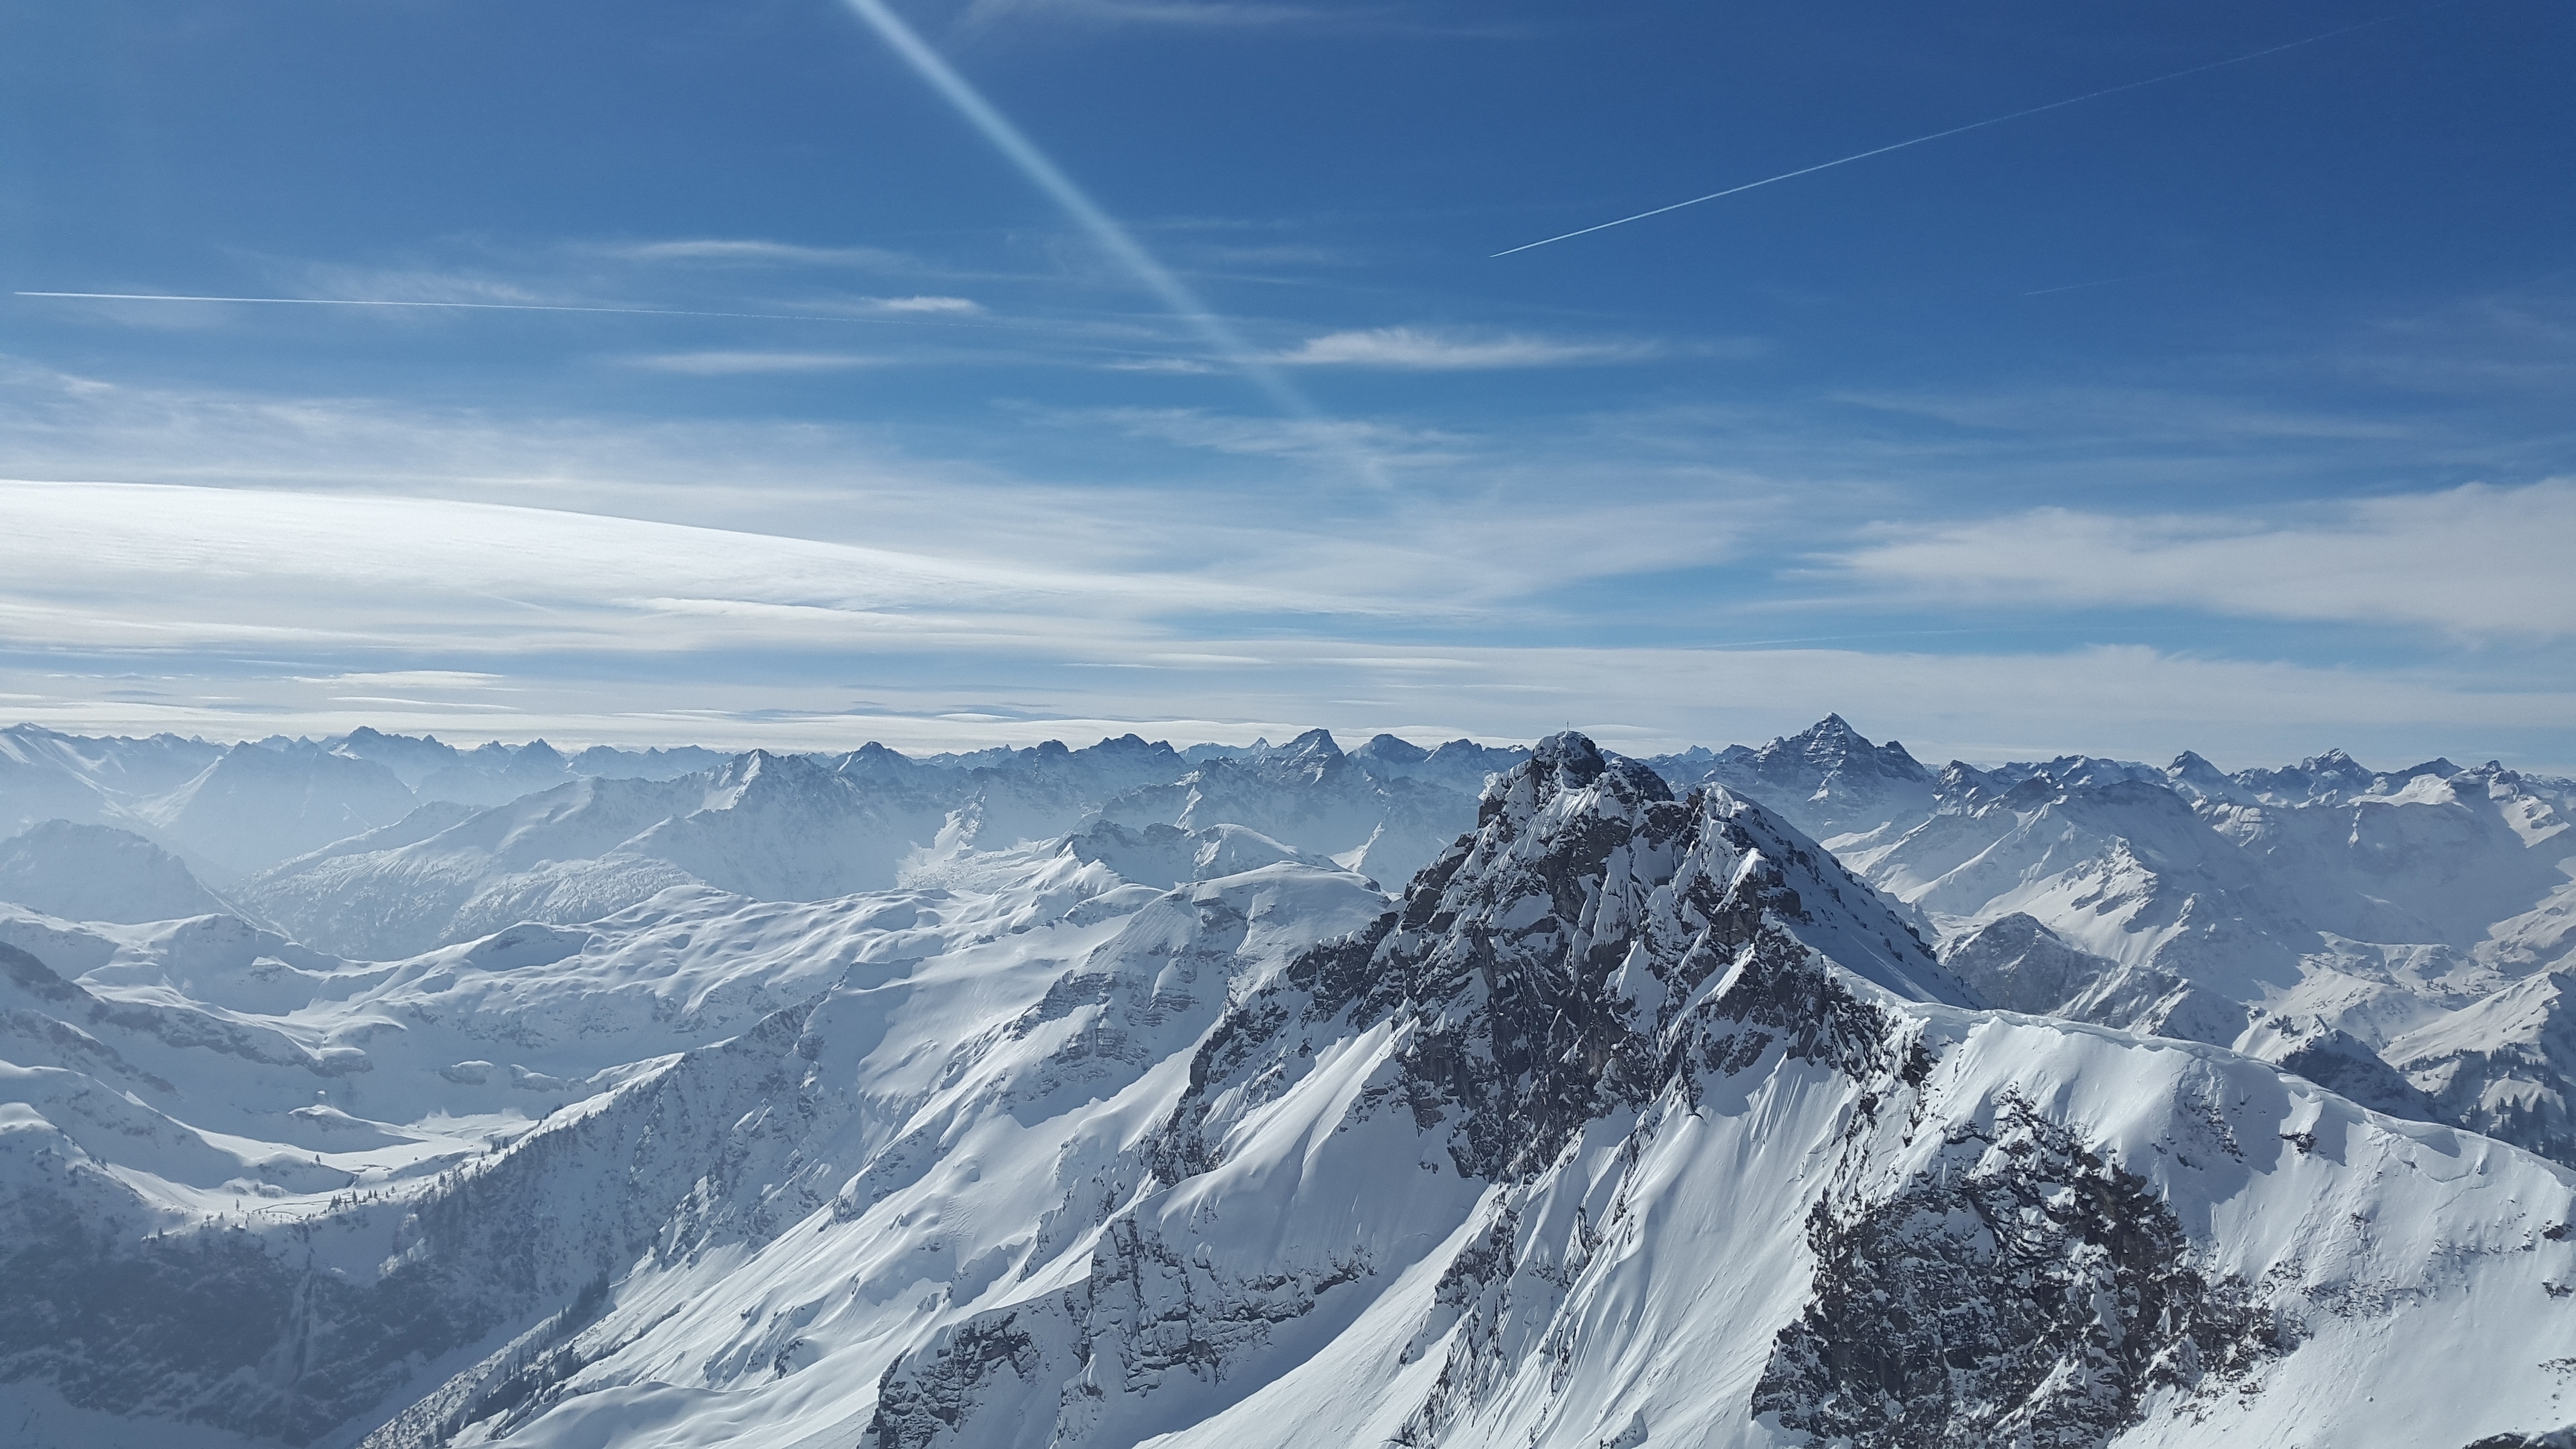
(11, 291), (943, 324)
(1491, 13), (2404, 258)
(2020, 273), (2156, 297)
(835, 0), (1320, 425)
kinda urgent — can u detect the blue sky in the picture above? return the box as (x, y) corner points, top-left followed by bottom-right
(2, 0), (2570, 769)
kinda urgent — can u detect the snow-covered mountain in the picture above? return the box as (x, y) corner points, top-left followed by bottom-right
(1347, 732), (1529, 798)
(0, 820), (233, 924)
(235, 753), (954, 961)
(5, 732), (2573, 1449)
(1096, 728), (1478, 888)
(0, 728), (747, 890)
(0, 724), (224, 837)
(326, 728), (727, 806)
(1689, 717), (2576, 1175)
(134, 741), (424, 883)
(1650, 713), (1938, 844)
(227, 732), (1478, 962)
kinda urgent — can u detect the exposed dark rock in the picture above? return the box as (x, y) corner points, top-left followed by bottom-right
(1156, 732), (1950, 1186)
(1751, 1096), (2284, 1448)
(868, 1310), (1050, 1449)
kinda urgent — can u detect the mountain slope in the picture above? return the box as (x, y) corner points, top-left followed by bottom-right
(233, 744), (1203, 960)
(4, 730), (2576, 1449)
(854, 735), (2574, 1449)
(136, 742), (420, 883)
(0, 821), (232, 924)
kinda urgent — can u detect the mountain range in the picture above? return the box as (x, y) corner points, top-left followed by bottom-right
(0, 718), (2570, 1448)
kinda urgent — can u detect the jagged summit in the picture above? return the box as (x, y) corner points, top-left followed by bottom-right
(2233, 746), (2381, 806)
(1655, 714), (1936, 844)
(2165, 747), (2243, 805)
(1777, 712), (1930, 776)
(1505, 727), (1650, 800)
(1263, 726), (1346, 776)
(1156, 731), (1962, 1172)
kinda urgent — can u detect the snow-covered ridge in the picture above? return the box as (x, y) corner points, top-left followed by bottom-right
(1649, 715), (2576, 1175)
(3, 722), (2575, 1447)
(0, 725), (1500, 961)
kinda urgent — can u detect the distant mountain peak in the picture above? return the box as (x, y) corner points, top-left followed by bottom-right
(1277, 727), (1342, 760)
(1353, 732), (1428, 765)
(1766, 714), (1930, 779)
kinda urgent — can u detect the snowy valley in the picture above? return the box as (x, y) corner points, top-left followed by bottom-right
(2, 718), (2572, 1448)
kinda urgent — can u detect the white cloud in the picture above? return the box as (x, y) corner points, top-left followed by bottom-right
(868, 295), (984, 315)
(1, 363), (2564, 771)
(1272, 326), (1658, 370)
(280, 266), (559, 307)
(0, 479), (1345, 659)
(1827, 480), (2576, 638)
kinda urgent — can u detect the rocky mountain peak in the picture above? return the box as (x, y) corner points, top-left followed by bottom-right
(1161, 735), (1957, 1183)
(1494, 728), (1654, 806)
(1764, 713), (1932, 784)
(1275, 727), (1343, 762)
(2234, 747), (2381, 805)
(704, 747), (840, 803)
(2165, 749), (2243, 806)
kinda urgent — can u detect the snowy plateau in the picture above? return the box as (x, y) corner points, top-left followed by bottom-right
(2, 718), (2574, 1448)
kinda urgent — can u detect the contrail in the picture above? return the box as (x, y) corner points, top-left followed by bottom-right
(834, 0), (1325, 427)
(11, 290), (950, 325)
(1492, 13), (2404, 258)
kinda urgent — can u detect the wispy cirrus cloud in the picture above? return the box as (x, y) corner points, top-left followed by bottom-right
(6, 350), (2569, 769)
(602, 238), (916, 268)
(281, 265), (564, 306)
(1085, 405), (1470, 464)
(1271, 325), (1660, 370)
(868, 295), (985, 315)
(1825, 479), (2576, 639)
